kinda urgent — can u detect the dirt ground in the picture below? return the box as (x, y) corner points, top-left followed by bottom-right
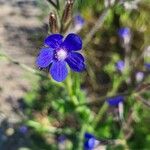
(0, 0), (47, 124)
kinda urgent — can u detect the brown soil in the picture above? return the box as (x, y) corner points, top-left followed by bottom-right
(0, 0), (47, 124)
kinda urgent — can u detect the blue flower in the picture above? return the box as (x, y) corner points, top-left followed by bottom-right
(118, 27), (130, 38)
(107, 96), (124, 106)
(115, 60), (125, 72)
(84, 133), (99, 150)
(118, 27), (131, 44)
(19, 125), (28, 134)
(74, 15), (85, 29)
(144, 63), (150, 69)
(36, 33), (85, 82)
(58, 135), (66, 143)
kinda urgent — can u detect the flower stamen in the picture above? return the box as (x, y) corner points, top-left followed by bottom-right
(55, 49), (67, 61)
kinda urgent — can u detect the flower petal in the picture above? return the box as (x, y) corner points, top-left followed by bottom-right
(50, 61), (68, 82)
(66, 52), (85, 72)
(36, 47), (54, 68)
(44, 34), (63, 49)
(145, 63), (150, 69)
(107, 96), (124, 106)
(84, 133), (95, 139)
(84, 138), (95, 150)
(63, 33), (82, 51)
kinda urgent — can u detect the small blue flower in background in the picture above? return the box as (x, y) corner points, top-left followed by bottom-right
(118, 27), (131, 44)
(107, 95), (124, 106)
(57, 135), (66, 149)
(19, 125), (28, 134)
(36, 33), (85, 82)
(84, 133), (99, 150)
(144, 63), (150, 70)
(115, 60), (125, 72)
(74, 15), (85, 31)
(118, 27), (130, 39)
(58, 135), (66, 143)
(136, 72), (144, 83)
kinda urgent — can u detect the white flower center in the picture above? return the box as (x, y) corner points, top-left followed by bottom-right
(56, 49), (67, 61)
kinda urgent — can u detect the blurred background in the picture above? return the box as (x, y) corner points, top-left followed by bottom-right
(0, 0), (150, 149)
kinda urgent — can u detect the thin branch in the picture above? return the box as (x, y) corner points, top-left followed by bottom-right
(56, 0), (60, 10)
(135, 95), (150, 107)
(0, 52), (39, 75)
(0, 52), (64, 88)
(46, 0), (57, 9)
(83, 8), (110, 48)
(77, 83), (150, 107)
(77, 91), (130, 107)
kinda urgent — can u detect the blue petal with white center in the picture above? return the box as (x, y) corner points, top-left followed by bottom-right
(50, 61), (68, 82)
(36, 33), (85, 82)
(118, 27), (130, 39)
(63, 33), (82, 51)
(66, 52), (85, 72)
(84, 133), (96, 150)
(74, 15), (85, 26)
(107, 96), (124, 106)
(36, 47), (54, 68)
(74, 15), (85, 31)
(115, 60), (125, 72)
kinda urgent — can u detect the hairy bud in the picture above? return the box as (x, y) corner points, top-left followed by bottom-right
(62, 0), (74, 23)
(49, 12), (58, 33)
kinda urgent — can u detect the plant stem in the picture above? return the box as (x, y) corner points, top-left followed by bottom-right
(56, 0), (60, 10)
(0, 51), (64, 88)
(93, 102), (108, 128)
(65, 73), (79, 105)
(83, 8), (110, 48)
(46, 0), (57, 9)
(78, 123), (86, 150)
(93, 75), (125, 128)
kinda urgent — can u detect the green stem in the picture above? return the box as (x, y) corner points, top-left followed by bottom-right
(93, 75), (124, 128)
(56, 0), (60, 10)
(83, 8), (110, 48)
(73, 73), (80, 96)
(78, 124), (86, 150)
(65, 73), (79, 106)
(93, 102), (108, 128)
(118, 129), (129, 150)
(0, 52), (64, 88)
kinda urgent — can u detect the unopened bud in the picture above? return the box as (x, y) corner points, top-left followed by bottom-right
(62, 0), (74, 23)
(49, 12), (58, 33)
